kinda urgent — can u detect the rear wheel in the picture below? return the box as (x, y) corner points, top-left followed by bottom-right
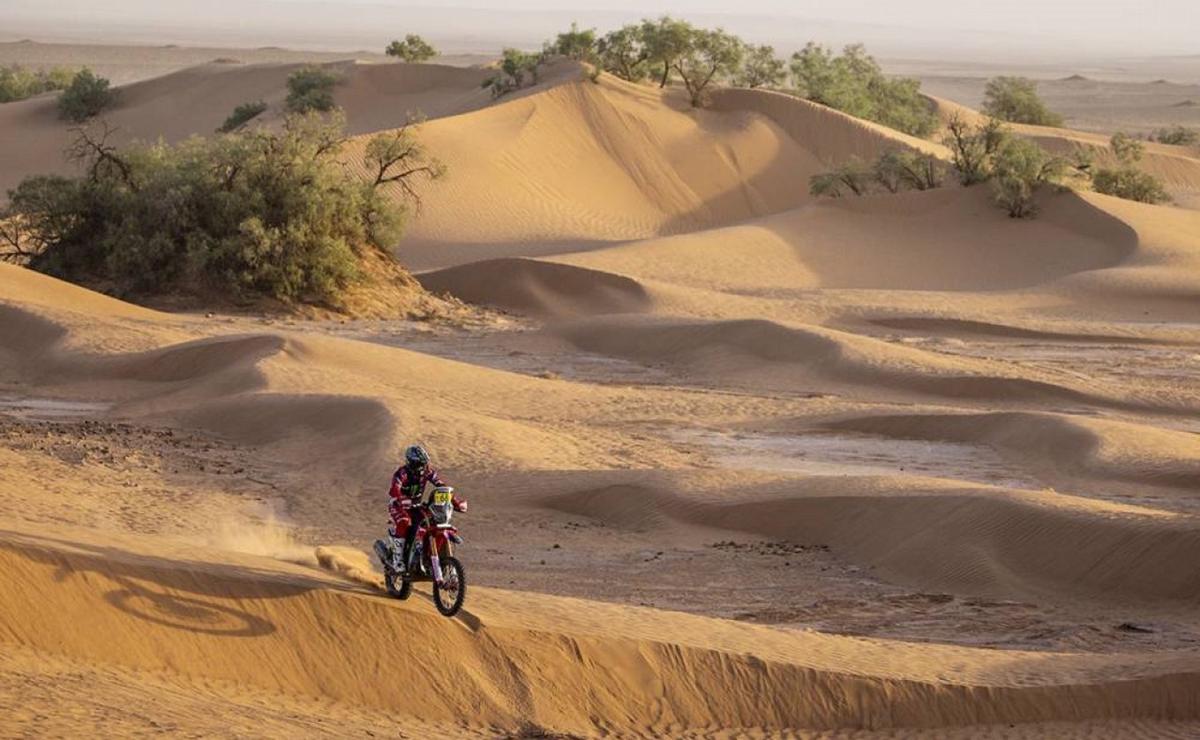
(384, 568), (412, 600)
(432, 556), (466, 617)
(375, 539), (412, 600)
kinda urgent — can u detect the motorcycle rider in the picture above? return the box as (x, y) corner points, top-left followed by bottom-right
(387, 444), (467, 574)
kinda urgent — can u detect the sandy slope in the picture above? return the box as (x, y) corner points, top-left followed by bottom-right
(0, 59), (492, 197)
(2, 521), (1199, 737)
(3, 53), (1200, 737)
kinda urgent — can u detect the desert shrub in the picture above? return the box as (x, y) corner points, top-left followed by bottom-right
(789, 43), (935, 137)
(1090, 132), (1171, 204)
(1109, 131), (1144, 163)
(0, 64), (77, 103)
(809, 160), (873, 197)
(981, 77), (1063, 127)
(942, 115), (1009, 185)
(990, 138), (1066, 218)
(673, 27), (745, 107)
(57, 68), (116, 122)
(735, 45), (786, 89)
(872, 149), (944, 192)
(1091, 168), (1170, 204)
(285, 66), (338, 113)
(597, 25), (650, 82)
(483, 49), (542, 98)
(547, 22), (596, 61)
(218, 100), (268, 132)
(1151, 125), (1198, 146)
(385, 34), (437, 63)
(811, 148), (944, 198)
(1, 113), (443, 304)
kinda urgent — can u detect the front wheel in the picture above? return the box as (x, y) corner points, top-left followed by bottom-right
(432, 556), (466, 617)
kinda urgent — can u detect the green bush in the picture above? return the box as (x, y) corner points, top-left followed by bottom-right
(1109, 131), (1144, 164)
(809, 160), (873, 197)
(483, 49), (543, 98)
(285, 66), (338, 113)
(735, 45), (786, 89)
(1090, 132), (1171, 204)
(386, 34), (438, 63)
(990, 138), (1066, 218)
(981, 77), (1063, 127)
(872, 149), (944, 192)
(1, 113), (443, 305)
(810, 149), (944, 198)
(57, 68), (116, 122)
(217, 100), (268, 132)
(0, 64), (77, 103)
(1151, 125), (1198, 146)
(1092, 168), (1171, 204)
(547, 23), (597, 61)
(789, 44), (936, 137)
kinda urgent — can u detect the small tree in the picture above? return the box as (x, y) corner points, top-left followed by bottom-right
(942, 115), (1008, 185)
(286, 66), (338, 113)
(364, 117), (446, 208)
(982, 77), (1063, 127)
(548, 22), (596, 61)
(990, 138), (1066, 218)
(673, 28), (744, 107)
(735, 45), (786, 89)
(809, 160), (873, 197)
(57, 68), (116, 122)
(789, 43), (934, 137)
(1151, 125), (1198, 146)
(218, 100), (268, 132)
(640, 16), (694, 88)
(597, 25), (649, 82)
(385, 34), (438, 63)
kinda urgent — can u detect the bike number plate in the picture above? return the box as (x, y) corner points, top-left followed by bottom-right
(433, 490), (452, 505)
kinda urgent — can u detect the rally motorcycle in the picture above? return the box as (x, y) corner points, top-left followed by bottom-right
(373, 486), (466, 617)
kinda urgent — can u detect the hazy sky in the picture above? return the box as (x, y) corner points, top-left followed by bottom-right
(2, 0), (1198, 59)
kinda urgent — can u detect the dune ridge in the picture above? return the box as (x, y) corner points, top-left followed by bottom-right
(555, 315), (1182, 413)
(417, 257), (653, 317)
(546, 473), (1200, 607)
(2, 524), (1200, 736)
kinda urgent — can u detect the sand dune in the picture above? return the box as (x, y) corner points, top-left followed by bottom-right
(3, 522), (1199, 736)
(4, 45), (1200, 736)
(552, 186), (1135, 294)
(418, 257), (653, 317)
(555, 315), (1182, 413)
(382, 75), (851, 269)
(828, 412), (1200, 494)
(0, 60), (492, 197)
(546, 472), (1200, 607)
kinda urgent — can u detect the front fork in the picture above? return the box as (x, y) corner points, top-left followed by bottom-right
(430, 532), (451, 583)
